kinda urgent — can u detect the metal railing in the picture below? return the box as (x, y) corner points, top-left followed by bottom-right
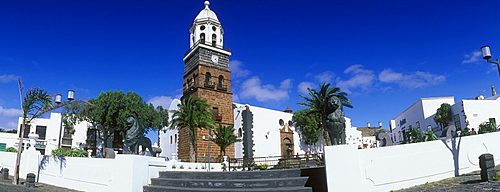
(228, 153), (324, 171)
(184, 39), (231, 57)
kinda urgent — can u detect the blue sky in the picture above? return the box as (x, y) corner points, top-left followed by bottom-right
(1, 1), (499, 144)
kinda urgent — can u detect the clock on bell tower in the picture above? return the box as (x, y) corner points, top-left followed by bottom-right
(179, 1), (234, 160)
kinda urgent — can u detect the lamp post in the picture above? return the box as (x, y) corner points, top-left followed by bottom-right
(481, 46), (500, 76)
(55, 90), (75, 148)
(202, 134), (216, 172)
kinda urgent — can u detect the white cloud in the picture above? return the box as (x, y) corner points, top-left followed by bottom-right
(379, 69), (445, 88)
(147, 96), (174, 109)
(239, 76), (290, 102)
(462, 51), (482, 64)
(232, 94), (240, 102)
(280, 79), (293, 89)
(0, 106), (22, 117)
(297, 82), (316, 95)
(335, 65), (376, 93)
(0, 117), (19, 130)
(314, 71), (335, 83)
(0, 74), (19, 83)
(230, 60), (251, 78)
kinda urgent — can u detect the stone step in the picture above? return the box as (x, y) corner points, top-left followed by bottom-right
(143, 185), (313, 192)
(150, 177), (308, 188)
(158, 169), (302, 180)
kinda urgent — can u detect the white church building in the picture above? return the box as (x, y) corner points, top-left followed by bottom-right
(159, 99), (364, 160)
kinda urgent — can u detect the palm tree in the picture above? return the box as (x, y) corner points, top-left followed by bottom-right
(170, 96), (215, 162)
(297, 82), (352, 146)
(212, 124), (241, 160)
(13, 82), (90, 185)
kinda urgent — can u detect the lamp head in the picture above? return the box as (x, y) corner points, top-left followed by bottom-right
(55, 94), (62, 104)
(481, 45), (492, 60)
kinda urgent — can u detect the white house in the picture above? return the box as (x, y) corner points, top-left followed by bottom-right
(390, 90), (500, 144)
(15, 113), (91, 155)
(389, 97), (455, 143)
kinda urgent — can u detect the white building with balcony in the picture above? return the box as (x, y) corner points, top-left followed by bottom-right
(14, 113), (91, 155)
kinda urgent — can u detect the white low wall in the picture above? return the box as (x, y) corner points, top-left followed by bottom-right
(0, 151), (227, 192)
(325, 131), (500, 192)
(0, 152), (170, 192)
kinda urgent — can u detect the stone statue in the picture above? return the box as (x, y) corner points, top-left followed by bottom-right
(378, 133), (393, 146)
(123, 114), (155, 156)
(325, 93), (346, 145)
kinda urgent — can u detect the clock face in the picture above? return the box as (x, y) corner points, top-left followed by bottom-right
(211, 55), (219, 63)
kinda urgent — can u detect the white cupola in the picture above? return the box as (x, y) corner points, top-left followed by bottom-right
(189, 1), (224, 48)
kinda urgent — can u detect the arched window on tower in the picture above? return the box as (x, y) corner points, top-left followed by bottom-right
(200, 33), (205, 43)
(204, 72), (214, 88)
(217, 75), (227, 90)
(238, 128), (242, 138)
(212, 34), (217, 46)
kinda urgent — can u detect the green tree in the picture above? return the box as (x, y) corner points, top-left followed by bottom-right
(212, 124), (241, 159)
(170, 96), (215, 162)
(13, 82), (89, 185)
(297, 82), (352, 146)
(433, 103), (452, 129)
(292, 108), (322, 147)
(66, 90), (169, 150)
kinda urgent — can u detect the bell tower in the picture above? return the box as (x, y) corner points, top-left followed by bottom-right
(179, 1), (234, 161)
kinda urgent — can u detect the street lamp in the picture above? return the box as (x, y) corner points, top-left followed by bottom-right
(55, 90), (75, 148)
(202, 134), (216, 172)
(481, 46), (500, 76)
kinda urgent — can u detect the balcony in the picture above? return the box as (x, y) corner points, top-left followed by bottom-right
(215, 116), (223, 122)
(217, 83), (228, 91)
(204, 81), (216, 89)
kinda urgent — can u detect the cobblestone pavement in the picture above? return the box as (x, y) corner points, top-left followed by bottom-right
(394, 166), (500, 192)
(0, 175), (80, 192)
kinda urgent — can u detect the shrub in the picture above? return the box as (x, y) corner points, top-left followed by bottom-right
(51, 147), (88, 157)
(4, 147), (18, 153)
(255, 164), (268, 170)
(64, 148), (88, 157)
(423, 130), (438, 141)
(478, 122), (498, 134)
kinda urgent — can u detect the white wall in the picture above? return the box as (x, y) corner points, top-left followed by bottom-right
(0, 132), (18, 149)
(325, 131), (500, 192)
(159, 99), (181, 159)
(460, 98), (500, 130)
(0, 152), (169, 192)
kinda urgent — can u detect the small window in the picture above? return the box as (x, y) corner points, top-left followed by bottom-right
(170, 136), (172, 144)
(212, 26), (216, 31)
(200, 25), (206, 30)
(212, 107), (219, 117)
(36, 126), (47, 140)
(175, 134), (177, 143)
(238, 128), (242, 137)
(279, 119), (284, 126)
(205, 72), (211, 84)
(200, 33), (205, 41)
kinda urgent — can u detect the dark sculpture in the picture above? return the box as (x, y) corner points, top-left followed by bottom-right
(325, 93), (346, 145)
(123, 114), (155, 156)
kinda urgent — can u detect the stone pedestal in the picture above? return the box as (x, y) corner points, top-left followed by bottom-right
(479, 153), (496, 181)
